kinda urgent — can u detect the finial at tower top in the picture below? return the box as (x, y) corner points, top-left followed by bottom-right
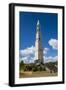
(37, 20), (40, 25)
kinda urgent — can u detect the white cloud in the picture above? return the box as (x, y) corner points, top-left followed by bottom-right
(20, 45), (50, 63)
(20, 45), (35, 57)
(21, 56), (34, 63)
(43, 56), (58, 63)
(20, 45), (35, 63)
(48, 39), (58, 49)
(43, 48), (49, 54)
(20, 45), (57, 64)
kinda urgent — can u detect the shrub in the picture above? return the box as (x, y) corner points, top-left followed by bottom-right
(32, 66), (38, 71)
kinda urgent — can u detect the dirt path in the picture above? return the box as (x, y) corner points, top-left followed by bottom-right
(19, 71), (58, 78)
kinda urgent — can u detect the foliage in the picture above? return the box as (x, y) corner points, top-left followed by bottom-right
(19, 61), (57, 73)
(20, 61), (25, 71)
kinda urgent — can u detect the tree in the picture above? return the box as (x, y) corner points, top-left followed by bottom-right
(20, 61), (24, 70)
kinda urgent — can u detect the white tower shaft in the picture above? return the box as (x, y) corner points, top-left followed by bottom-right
(35, 20), (43, 63)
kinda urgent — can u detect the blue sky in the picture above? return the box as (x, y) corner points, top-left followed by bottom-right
(19, 12), (58, 63)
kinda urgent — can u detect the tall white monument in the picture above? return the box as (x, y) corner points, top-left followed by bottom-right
(35, 20), (43, 64)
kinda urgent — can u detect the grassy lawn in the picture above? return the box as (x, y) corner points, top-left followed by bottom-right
(19, 71), (58, 78)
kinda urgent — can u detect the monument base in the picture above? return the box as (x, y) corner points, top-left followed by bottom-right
(34, 59), (44, 65)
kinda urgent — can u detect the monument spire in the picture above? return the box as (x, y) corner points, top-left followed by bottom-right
(35, 20), (43, 64)
(37, 20), (40, 25)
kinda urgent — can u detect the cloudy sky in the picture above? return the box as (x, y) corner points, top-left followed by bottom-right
(19, 12), (58, 63)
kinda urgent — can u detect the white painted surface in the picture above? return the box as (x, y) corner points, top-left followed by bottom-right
(35, 20), (43, 61)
